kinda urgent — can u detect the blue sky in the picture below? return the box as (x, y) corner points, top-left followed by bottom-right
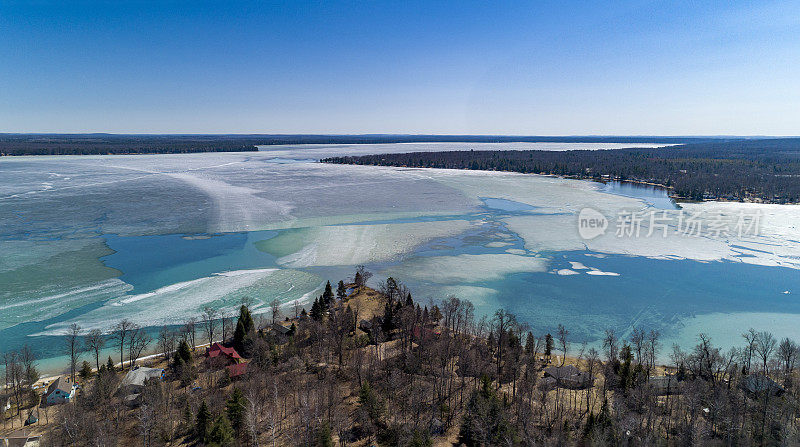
(1, 1), (798, 134)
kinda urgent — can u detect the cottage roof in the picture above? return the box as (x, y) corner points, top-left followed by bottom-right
(742, 374), (784, 395)
(121, 367), (163, 389)
(207, 342), (242, 360)
(226, 362), (248, 378)
(270, 323), (290, 335)
(543, 365), (582, 379)
(46, 377), (73, 396)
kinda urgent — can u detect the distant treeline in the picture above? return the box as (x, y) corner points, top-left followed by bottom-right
(0, 134), (709, 156)
(323, 138), (800, 203)
(0, 134), (260, 156)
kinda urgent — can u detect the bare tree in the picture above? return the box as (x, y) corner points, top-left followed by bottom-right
(603, 328), (618, 362)
(85, 329), (105, 372)
(65, 323), (82, 382)
(557, 324), (569, 366)
(754, 330), (776, 373)
(183, 318), (197, 351)
(221, 309), (234, 342)
(113, 319), (135, 370)
(777, 337), (798, 387)
(158, 325), (176, 360)
(742, 328), (757, 374)
(128, 325), (151, 368)
(202, 306), (218, 345)
(629, 327), (645, 364)
(270, 298), (282, 325)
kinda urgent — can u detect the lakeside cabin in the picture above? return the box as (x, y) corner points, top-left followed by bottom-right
(741, 374), (785, 397)
(120, 366), (164, 395)
(648, 375), (682, 395)
(45, 377), (75, 405)
(542, 365), (595, 390)
(206, 342), (243, 366)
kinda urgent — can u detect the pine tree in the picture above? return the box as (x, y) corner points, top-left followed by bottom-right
(311, 297), (323, 321)
(317, 422), (334, 447)
(79, 360), (93, 379)
(226, 388), (246, 434)
(233, 319), (248, 353)
(405, 292), (414, 307)
(525, 332), (535, 355)
(545, 333), (553, 358)
(106, 356), (115, 372)
(208, 415), (235, 446)
(322, 281), (334, 308)
(196, 400), (212, 443)
(337, 280), (347, 300)
(382, 301), (395, 334)
(239, 305), (254, 334)
(176, 339), (192, 365)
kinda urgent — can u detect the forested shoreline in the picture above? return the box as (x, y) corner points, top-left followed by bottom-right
(3, 270), (800, 446)
(0, 135), (261, 156)
(0, 134), (701, 156)
(322, 138), (800, 203)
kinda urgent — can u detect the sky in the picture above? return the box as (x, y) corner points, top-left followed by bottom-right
(1, 1), (799, 135)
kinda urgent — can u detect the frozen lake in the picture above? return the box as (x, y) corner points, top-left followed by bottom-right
(2, 142), (799, 372)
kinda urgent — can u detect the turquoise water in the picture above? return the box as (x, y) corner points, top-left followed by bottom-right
(2, 147), (798, 373)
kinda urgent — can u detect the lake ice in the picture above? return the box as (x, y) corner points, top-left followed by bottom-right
(1, 142), (799, 370)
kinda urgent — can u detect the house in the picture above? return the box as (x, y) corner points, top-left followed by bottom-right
(2, 430), (41, 447)
(543, 365), (594, 389)
(120, 366), (164, 395)
(45, 377), (75, 405)
(741, 374), (784, 397)
(648, 375), (681, 395)
(226, 362), (248, 380)
(206, 342), (243, 366)
(267, 322), (291, 338)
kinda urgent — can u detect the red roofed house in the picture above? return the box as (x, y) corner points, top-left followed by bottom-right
(206, 342), (243, 367)
(226, 362), (248, 380)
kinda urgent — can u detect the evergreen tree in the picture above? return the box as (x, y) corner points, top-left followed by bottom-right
(322, 280), (334, 308)
(208, 415), (235, 446)
(382, 301), (395, 334)
(405, 292), (414, 307)
(525, 331), (535, 355)
(459, 375), (517, 446)
(106, 356), (115, 372)
(317, 422), (334, 447)
(79, 360), (93, 379)
(337, 280), (347, 300)
(311, 297), (323, 321)
(238, 305), (254, 333)
(196, 400), (212, 443)
(545, 333), (553, 358)
(175, 339), (192, 365)
(226, 388), (246, 434)
(233, 319), (248, 353)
